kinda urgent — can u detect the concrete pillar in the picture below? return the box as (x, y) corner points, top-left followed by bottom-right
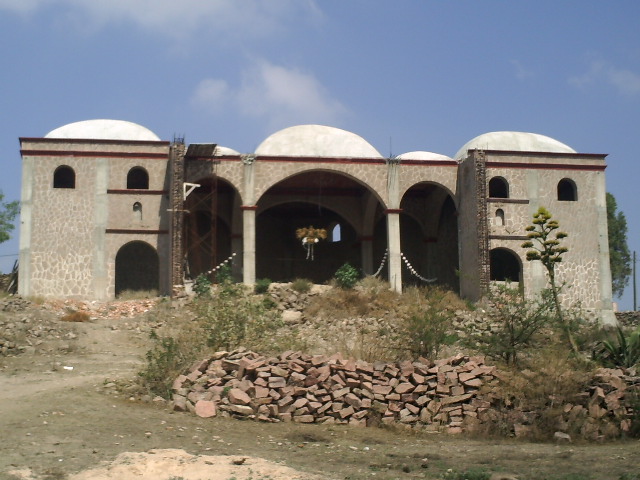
(386, 210), (402, 292)
(91, 158), (109, 299)
(242, 206), (256, 285)
(594, 171), (617, 326)
(18, 155), (33, 297)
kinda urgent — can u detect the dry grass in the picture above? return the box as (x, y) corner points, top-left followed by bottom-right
(60, 311), (91, 322)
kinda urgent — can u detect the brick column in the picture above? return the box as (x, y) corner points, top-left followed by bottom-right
(169, 141), (186, 296)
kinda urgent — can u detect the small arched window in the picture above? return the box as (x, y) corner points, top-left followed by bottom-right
(127, 167), (149, 189)
(53, 165), (75, 189)
(488, 176), (509, 198)
(557, 178), (577, 201)
(495, 208), (505, 226)
(133, 202), (142, 222)
(330, 223), (342, 242)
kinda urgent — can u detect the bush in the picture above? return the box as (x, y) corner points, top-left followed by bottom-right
(471, 284), (554, 365)
(193, 274), (212, 297)
(593, 326), (640, 369)
(403, 287), (457, 360)
(291, 278), (312, 293)
(334, 262), (359, 289)
(254, 278), (272, 294)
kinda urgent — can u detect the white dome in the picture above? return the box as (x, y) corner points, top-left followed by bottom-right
(454, 131), (576, 160)
(255, 125), (382, 158)
(214, 146), (240, 156)
(45, 119), (160, 141)
(396, 151), (454, 162)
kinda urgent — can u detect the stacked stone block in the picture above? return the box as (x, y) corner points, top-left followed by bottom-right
(172, 350), (497, 433)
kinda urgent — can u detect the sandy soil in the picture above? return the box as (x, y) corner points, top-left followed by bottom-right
(0, 303), (639, 480)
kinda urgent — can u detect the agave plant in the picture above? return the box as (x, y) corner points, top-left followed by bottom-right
(594, 326), (640, 369)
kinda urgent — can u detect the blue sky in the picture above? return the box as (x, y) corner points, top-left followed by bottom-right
(0, 1), (638, 309)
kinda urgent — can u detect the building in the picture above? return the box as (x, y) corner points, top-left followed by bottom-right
(18, 119), (616, 324)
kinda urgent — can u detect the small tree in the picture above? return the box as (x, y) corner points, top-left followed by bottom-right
(521, 207), (578, 353)
(0, 191), (19, 245)
(475, 283), (554, 365)
(606, 192), (631, 298)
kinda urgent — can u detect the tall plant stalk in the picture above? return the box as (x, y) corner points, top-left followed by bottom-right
(521, 207), (579, 354)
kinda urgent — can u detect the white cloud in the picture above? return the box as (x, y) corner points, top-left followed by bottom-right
(1, 0), (321, 39)
(191, 60), (347, 130)
(569, 59), (640, 96)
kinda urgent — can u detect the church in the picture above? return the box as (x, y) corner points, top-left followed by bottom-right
(17, 119), (616, 324)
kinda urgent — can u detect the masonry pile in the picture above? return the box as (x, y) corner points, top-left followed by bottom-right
(172, 350), (497, 433)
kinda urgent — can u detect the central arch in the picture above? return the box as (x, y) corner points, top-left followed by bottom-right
(256, 170), (385, 283)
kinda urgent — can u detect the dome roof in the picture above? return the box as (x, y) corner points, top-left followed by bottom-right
(454, 131), (576, 160)
(396, 151), (454, 162)
(45, 119), (160, 141)
(214, 146), (240, 156)
(255, 125), (382, 158)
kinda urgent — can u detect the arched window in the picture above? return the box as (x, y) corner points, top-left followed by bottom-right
(133, 202), (142, 222)
(53, 165), (75, 189)
(557, 178), (577, 201)
(490, 248), (521, 282)
(495, 208), (505, 227)
(115, 241), (159, 295)
(329, 222), (342, 242)
(488, 176), (509, 198)
(127, 167), (149, 189)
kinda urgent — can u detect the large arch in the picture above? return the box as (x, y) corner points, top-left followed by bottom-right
(255, 170), (386, 283)
(115, 241), (159, 296)
(399, 182), (459, 291)
(183, 176), (240, 280)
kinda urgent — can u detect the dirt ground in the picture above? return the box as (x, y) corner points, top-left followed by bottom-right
(0, 301), (639, 480)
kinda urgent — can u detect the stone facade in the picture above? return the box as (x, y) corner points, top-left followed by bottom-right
(18, 121), (616, 324)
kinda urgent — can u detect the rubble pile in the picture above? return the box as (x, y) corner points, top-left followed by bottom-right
(172, 349), (498, 433)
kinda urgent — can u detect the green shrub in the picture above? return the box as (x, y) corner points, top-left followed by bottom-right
(470, 284), (554, 365)
(334, 262), (359, 289)
(254, 278), (272, 294)
(215, 263), (233, 284)
(593, 326), (640, 369)
(403, 287), (456, 360)
(291, 278), (312, 293)
(193, 274), (212, 297)
(139, 331), (189, 398)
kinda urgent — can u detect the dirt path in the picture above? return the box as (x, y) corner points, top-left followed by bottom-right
(1, 305), (639, 480)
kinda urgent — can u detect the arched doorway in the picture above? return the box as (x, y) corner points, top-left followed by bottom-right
(256, 170), (384, 283)
(490, 248), (522, 283)
(400, 183), (459, 291)
(115, 241), (159, 295)
(183, 177), (238, 280)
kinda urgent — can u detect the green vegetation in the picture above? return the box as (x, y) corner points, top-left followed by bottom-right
(334, 262), (359, 289)
(594, 325), (640, 369)
(606, 192), (631, 298)
(522, 207), (578, 353)
(404, 287), (457, 360)
(193, 273), (212, 297)
(471, 283), (553, 365)
(0, 190), (19, 245)
(290, 277), (312, 293)
(254, 277), (272, 294)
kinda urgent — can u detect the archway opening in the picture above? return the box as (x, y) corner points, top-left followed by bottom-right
(115, 241), (159, 296)
(489, 248), (521, 283)
(183, 177), (236, 280)
(400, 183), (459, 291)
(256, 170), (384, 283)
